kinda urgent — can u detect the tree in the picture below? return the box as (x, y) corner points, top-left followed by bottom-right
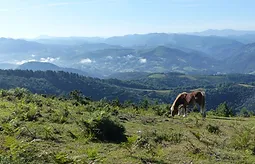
(69, 90), (83, 101)
(215, 102), (234, 117)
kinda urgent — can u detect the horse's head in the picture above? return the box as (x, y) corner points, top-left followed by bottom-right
(170, 105), (178, 116)
(170, 92), (187, 117)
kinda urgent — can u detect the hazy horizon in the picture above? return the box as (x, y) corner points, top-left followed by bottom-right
(2, 28), (255, 40)
(1, 0), (255, 38)
(26, 28), (255, 39)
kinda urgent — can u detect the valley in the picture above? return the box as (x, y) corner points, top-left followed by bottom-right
(1, 31), (255, 77)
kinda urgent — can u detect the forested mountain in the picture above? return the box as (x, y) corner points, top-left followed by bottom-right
(0, 69), (145, 102)
(0, 69), (255, 111)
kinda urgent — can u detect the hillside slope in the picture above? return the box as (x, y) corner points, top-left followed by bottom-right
(0, 90), (255, 163)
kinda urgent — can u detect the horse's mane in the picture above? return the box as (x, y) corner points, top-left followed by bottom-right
(171, 92), (187, 108)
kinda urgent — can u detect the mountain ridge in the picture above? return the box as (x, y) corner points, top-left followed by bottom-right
(17, 61), (90, 77)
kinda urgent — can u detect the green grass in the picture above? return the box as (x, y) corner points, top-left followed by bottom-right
(0, 89), (255, 163)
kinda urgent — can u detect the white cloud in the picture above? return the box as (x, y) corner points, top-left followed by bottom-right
(106, 56), (113, 59)
(124, 54), (134, 59)
(31, 54), (36, 57)
(16, 59), (37, 65)
(14, 57), (60, 65)
(80, 58), (93, 64)
(40, 57), (60, 63)
(139, 58), (147, 64)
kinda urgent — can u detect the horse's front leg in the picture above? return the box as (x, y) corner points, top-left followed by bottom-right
(178, 109), (181, 116)
(183, 105), (187, 117)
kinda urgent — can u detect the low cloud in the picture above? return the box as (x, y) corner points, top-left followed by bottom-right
(80, 58), (93, 64)
(124, 54), (134, 59)
(16, 59), (37, 65)
(106, 56), (113, 59)
(15, 57), (60, 65)
(139, 58), (147, 63)
(40, 57), (60, 63)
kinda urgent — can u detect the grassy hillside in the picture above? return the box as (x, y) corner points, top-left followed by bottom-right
(0, 89), (255, 163)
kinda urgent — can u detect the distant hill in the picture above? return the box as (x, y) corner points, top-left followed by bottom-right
(33, 36), (105, 45)
(0, 63), (17, 69)
(226, 43), (255, 73)
(72, 46), (220, 75)
(0, 38), (45, 53)
(137, 46), (220, 74)
(190, 29), (255, 36)
(190, 29), (255, 44)
(227, 34), (255, 44)
(103, 33), (243, 59)
(2, 33), (255, 75)
(74, 43), (123, 52)
(17, 62), (90, 77)
(18, 62), (59, 70)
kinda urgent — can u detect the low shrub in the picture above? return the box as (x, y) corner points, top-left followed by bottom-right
(206, 124), (220, 134)
(80, 111), (126, 143)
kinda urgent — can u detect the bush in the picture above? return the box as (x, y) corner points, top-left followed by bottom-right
(153, 104), (169, 116)
(206, 124), (220, 134)
(239, 107), (251, 117)
(81, 111), (126, 143)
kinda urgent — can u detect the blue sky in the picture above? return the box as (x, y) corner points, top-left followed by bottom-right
(0, 0), (254, 38)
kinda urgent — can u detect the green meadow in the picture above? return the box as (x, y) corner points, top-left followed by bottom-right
(0, 88), (255, 164)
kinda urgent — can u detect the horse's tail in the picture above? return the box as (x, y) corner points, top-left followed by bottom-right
(200, 91), (205, 101)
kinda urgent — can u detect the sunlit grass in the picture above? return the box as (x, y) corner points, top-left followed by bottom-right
(0, 89), (255, 163)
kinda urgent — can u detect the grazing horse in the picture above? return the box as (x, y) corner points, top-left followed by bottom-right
(170, 91), (206, 118)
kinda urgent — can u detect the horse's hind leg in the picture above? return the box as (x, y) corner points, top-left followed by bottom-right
(178, 108), (181, 116)
(200, 98), (206, 118)
(178, 105), (184, 116)
(183, 106), (187, 117)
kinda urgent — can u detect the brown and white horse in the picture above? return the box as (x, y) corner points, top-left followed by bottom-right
(170, 91), (206, 118)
